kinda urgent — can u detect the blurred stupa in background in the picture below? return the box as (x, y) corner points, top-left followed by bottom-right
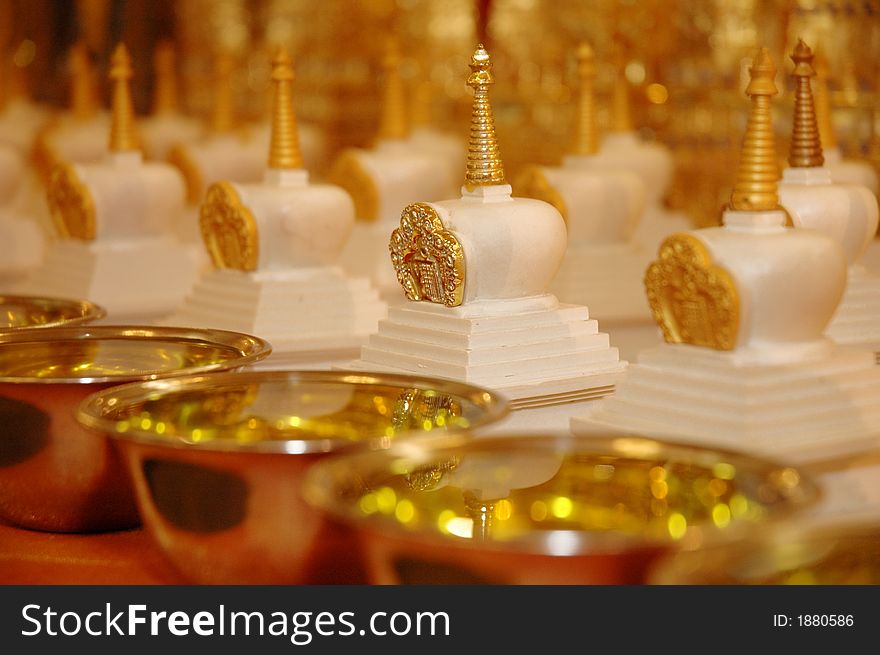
(167, 47), (385, 364)
(778, 40), (880, 356)
(138, 40), (202, 161)
(21, 44), (197, 321)
(328, 37), (460, 297)
(515, 42), (649, 323)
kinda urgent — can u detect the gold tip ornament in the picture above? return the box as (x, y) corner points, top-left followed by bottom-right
(787, 39), (823, 168)
(573, 42), (598, 155)
(812, 47), (837, 151)
(211, 51), (236, 134)
(267, 46), (303, 170)
(108, 43), (140, 153)
(465, 44), (505, 188)
(152, 40), (179, 115)
(377, 39), (408, 140)
(610, 50), (633, 133)
(729, 47), (779, 212)
(70, 41), (98, 120)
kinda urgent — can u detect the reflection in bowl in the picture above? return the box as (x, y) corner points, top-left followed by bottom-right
(76, 370), (509, 583)
(0, 294), (106, 331)
(648, 521), (880, 584)
(303, 433), (818, 584)
(0, 326), (271, 532)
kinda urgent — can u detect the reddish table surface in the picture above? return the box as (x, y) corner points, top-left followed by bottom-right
(0, 519), (369, 585)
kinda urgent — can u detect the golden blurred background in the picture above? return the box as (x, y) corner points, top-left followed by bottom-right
(1, 0), (878, 227)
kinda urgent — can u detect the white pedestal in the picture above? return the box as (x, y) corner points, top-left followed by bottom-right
(826, 266), (880, 355)
(0, 210), (44, 286)
(336, 222), (403, 300)
(572, 342), (880, 466)
(18, 237), (198, 320)
(551, 242), (652, 322)
(165, 267), (387, 357)
(346, 294), (626, 407)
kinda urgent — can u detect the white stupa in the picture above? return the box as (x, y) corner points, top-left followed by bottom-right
(166, 47), (386, 365)
(515, 43), (649, 323)
(345, 45), (626, 429)
(328, 40), (460, 297)
(19, 44), (197, 321)
(138, 41), (203, 161)
(778, 40), (880, 356)
(573, 48), (880, 468)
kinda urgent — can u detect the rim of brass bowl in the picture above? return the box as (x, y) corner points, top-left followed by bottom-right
(75, 369), (510, 454)
(0, 325), (272, 384)
(0, 294), (107, 330)
(302, 432), (821, 558)
(648, 519), (880, 584)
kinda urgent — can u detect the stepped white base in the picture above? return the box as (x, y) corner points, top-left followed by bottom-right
(571, 342), (880, 465)
(826, 266), (880, 354)
(337, 222), (404, 300)
(164, 267), (387, 356)
(17, 238), (198, 320)
(345, 294), (626, 406)
(551, 242), (652, 322)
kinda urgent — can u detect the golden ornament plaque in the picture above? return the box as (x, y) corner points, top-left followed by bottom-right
(199, 181), (259, 272)
(644, 233), (740, 350)
(389, 202), (465, 307)
(47, 162), (96, 240)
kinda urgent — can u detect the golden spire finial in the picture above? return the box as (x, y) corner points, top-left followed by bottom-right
(572, 42), (598, 155)
(812, 46), (837, 150)
(465, 44), (505, 188)
(788, 39), (823, 168)
(267, 46), (303, 170)
(610, 49), (633, 132)
(211, 51), (236, 134)
(108, 43), (140, 152)
(729, 47), (779, 212)
(152, 40), (179, 115)
(377, 39), (408, 140)
(70, 41), (98, 120)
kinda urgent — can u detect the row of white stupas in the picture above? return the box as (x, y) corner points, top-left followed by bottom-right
(2, 37), (880, 494)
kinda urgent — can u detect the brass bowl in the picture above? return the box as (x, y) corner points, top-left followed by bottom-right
(303, 433), (819, 584)
(76, 370), (509, 584)
(0, 294), (106, 330)
(0, 325), (271, 532)
(648, 520), (880, 584)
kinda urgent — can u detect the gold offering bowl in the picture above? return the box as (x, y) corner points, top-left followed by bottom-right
(0, 326), (271, 532)
(0, 294), (106, 331)
(76, 370), (509, 584)
(648, 520), (880, 584)
(303, 433), (819, 584)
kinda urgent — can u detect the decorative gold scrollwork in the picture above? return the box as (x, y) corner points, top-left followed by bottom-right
(199, 181), (259, 272)
(389, 202), (465, 307)
(644, 233), (740, 351)
(47, 163), (96, 240)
